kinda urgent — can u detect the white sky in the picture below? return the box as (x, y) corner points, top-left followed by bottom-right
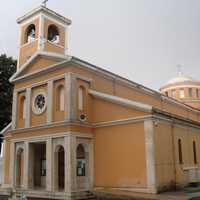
(1, 0), (200, 90)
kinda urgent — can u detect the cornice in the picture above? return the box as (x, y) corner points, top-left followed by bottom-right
(17, 6), (72, 25)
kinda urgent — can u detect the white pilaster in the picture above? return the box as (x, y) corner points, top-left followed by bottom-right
(144, 119), (157, 193)
(2, 140), (6, 187)
(12, 91), (17, 130)
(38, 14), (45, 51)
(47, 80), (53, 123)
(25, 88), (31, 128)
(10, 142), (15, 187)
(89, 141), (94, 189)
(71, 74), (77, 121)
(24, 142), (29, 189)
(46, 138), (53, 191)
(64, 73), (71, 120)
(65, 26), (68, 55)
(65, 135), (76, 193)
(65, 136), (71, 193)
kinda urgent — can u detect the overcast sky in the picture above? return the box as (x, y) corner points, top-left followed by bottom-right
(1, 0), (200, 90)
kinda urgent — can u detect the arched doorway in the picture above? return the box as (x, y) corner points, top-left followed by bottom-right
(16, 148), (24, 187)
(55, 145), (65, 191)
(76, 143), (91, 190)
(76, 144), (86, 177)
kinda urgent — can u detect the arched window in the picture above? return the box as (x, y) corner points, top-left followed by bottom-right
(76, 144), (86, 176)
(57, 85), (64, 111)
(48, 25), (60, 44)
(193, 141), (197, 164)
(78, 86), (85, 111)
(26, 24), (36, 43)
(178, 139), (183, 164)
(20, 96), (26, 119)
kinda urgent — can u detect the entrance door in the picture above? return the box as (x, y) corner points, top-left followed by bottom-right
(58, 146), (65, 190)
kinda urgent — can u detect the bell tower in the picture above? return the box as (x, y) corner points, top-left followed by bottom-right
(17, 5), (72, 68)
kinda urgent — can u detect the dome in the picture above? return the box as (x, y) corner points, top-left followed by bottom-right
(166, 74), (195, 85)
(160, 73), (200, 91)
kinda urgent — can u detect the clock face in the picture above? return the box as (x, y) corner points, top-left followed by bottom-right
(32, 92), (47, 115)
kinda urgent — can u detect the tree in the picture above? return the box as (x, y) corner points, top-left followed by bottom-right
(0, 54), (17, 131)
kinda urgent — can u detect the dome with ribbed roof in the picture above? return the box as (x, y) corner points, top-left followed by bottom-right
(166, 74), (195, 85)
(160, 73), (200, 90)
(160, 72), (200, 109)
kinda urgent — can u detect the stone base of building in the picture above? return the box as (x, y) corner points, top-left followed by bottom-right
(0, 188), (95, 200)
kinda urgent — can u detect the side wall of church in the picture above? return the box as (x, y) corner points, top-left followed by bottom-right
(154, 121), (200, 191)
(94, 122), (147, 189)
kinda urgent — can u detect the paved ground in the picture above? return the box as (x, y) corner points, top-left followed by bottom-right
(94, 188), (200, 200)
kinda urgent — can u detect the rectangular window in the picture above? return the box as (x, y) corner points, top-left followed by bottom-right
(178, 139), (183, 164)
(193, 141), (197, 164)
(171, 89), (176, 98)
(179, 88), (185, 98)
(78, 87), (84, 111)
(165, 91), (168, 97)
(189, 88), (193, 97)
(196, 89), (199, 98)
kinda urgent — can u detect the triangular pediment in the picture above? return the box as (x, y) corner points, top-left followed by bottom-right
(10, 51), (69, 82)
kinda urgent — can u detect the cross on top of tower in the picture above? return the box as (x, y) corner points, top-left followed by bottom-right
(177, 64), (183, 76)
(42, 0), (48, 7)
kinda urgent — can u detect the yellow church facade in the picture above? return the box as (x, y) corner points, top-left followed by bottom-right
(1, 5), (200, 200)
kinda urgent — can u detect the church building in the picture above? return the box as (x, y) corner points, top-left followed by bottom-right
(1, 4), (200, 200)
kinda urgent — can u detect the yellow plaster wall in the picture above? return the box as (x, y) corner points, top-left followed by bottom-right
(154, 122), (175, 191)
(20, 18), (40, 45)
(76, 79), (93, 122)
(18, 18), (40, 67)
(92, 98), (147, 123)
(43, 18), (65, 54)
(53, 79), (65, 122)
(14, 63), (200, 126)
(19, 40), (38, 67)
(155, 121), (200, 191)
(94, 122), (147, 188)
(21, 57), (58, 75)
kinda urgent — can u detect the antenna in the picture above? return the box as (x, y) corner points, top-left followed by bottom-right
(177, 64), (183, 76)
(42, 0), (48, 7)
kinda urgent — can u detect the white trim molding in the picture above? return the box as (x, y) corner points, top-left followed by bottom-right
(89, 89), (152, 113)
(144, 119), (157, 193)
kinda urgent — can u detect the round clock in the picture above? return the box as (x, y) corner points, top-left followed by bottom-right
(32, 91), (47, 115)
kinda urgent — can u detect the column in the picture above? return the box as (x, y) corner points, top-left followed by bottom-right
(24, 142), (29, 189)
(144, 119), (157, 193)
(2, 140), (7, 187)
(38, 14), (45, 51)
(47, 80), (53, 123)
(64, 73), (71, 120)
(25, 88), (31, 128)
(64, 73), (77, 121)
(89, 141), (94, 189)
(12, 91), (17, 130)
(46, 138), (53, 191)
(65, 135), (76, 193)
(9, 142), (15, 187)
